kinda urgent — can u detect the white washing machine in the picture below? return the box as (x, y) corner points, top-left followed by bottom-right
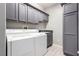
(6, 29), (47, 56)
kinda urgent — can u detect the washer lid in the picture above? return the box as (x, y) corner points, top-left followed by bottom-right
(6, 33), (46, 42)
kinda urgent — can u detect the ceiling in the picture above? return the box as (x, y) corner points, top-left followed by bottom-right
(38, 3), (56, 9)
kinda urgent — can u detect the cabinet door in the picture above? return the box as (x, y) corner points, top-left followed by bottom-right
(19, 4), (26, 22)
(47, 33), (52, 47)
(43, 13), (48, 22)
(6, 3), (16, 20)
(28, 6), (39, 23)
(64, 3), (77, 14)
(63, 12), (77, 56)
(78, 4), (79, 11)
(78, 3), (79, 56)
(28, 6), (34, 23)
(39, 12), (48, 22)
(38, 11), (43, 22)
(15, 3), (19, 20)
(33, 9), (39, 23)
(25, 5), (28, 22)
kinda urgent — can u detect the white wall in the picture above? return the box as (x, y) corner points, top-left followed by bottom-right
(45, 4), (64, 46)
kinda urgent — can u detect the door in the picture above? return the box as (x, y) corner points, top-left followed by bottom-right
(19, 4), (26, 22)
(6, 3), (16, 20)
(63, 12), (77, 56)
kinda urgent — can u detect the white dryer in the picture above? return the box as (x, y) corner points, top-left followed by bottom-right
(6, 29), (47, 56)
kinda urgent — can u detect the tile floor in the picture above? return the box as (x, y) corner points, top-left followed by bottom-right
(45, 44), (65, 56)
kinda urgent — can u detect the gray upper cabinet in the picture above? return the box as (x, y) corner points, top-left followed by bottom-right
(6, 3), (18, 20)
(32, 8), (39, 23)
(38, 11), (43, 22)
(63, 12), (77, 56)
(28, 6), (39, 23)
(6, 3), (48, 23)
(64, 3), (77, 14)
(33, 9), (41, 23)
(28, 5), (48, 24)
(19, 4), (26, 22)
(39, 12), (48, 22)
(42, 13), (48, 22)
(28, 6), (34, 23)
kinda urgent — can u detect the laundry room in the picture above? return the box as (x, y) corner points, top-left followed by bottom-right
(0, 2), (79, 56)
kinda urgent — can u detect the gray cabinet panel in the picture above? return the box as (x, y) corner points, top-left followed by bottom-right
(63, 35), (77, 56)
(38, 12), (43, 22)
(44, 14), (48, 21)
(64, 12), (77, 34)
(19, 4), (26, 22)
(64, 3), (77, 14)
(28, 6), (39, 23)
(25, 5), (28, 22)
(6, 3), (16, 20)
(33, 8), (39, 23)
(15, 3), (19, 20)
(39, 12), (48, 22)
(78, 7), (79, 55)
(78, 4), (79, 53)
(42, 13), (48, 21)
(78, 4), (79, 11)
(28, 5), (48, 23)
(47, 33), (52, 47)
(28, 6), (34, 23)
(64, 12), (77, 56)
